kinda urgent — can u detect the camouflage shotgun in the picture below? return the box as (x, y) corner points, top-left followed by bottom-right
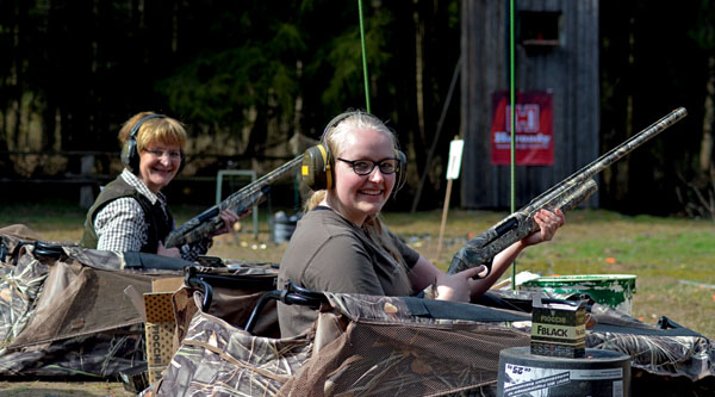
(448, 107), (688, 275)
(164, 155), (303, 248)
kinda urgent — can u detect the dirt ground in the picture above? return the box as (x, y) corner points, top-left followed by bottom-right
(0, 381), (134, 396)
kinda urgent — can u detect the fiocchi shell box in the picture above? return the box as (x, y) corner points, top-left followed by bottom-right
(530, 296), (586, 358)
(143, 277), (184, 384)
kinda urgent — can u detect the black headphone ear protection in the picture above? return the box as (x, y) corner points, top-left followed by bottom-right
(394, 149), (407, 194)
(120, 113), (185, 173)
(301, 111), (407, 197)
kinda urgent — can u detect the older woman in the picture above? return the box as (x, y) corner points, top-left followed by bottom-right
(277, 110), (565, 337)
(80, 111), (238, 261)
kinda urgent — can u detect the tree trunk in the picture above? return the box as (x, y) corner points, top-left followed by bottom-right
(700, 55), (715, 177)
(413, 1), (425, 144)
(614, 17), (637, 203)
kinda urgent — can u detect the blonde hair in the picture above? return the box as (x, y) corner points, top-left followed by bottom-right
(305, 111), (404, 264)
(118, 111), (187, 152)
(304, 110), (398, 211)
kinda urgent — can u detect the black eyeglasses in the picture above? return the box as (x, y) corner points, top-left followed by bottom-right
(337, 158), (399, 175)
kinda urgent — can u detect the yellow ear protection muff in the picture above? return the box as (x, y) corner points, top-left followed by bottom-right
(120, 113), (185, 174)
(301, 111), (407, 196)
(301, 142), (333, 190)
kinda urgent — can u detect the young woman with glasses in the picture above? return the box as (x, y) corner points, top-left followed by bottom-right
(277, 110), (565, 337)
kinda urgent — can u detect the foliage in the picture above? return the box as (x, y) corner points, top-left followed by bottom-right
(599, 1), (708, 215)
(158, 3), (307, 124)
(1, 0), (714, 216)
(319, 9), (393, 110)
(160, 46), (296, 122)
(689, 0), (715, 50)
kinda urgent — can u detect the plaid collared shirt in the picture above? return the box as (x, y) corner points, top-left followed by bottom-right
(94, 169), (210, 261)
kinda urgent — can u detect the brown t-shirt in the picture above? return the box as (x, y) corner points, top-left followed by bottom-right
(277, 206), (420, 337)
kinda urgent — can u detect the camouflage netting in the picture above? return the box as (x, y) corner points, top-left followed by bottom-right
(156, 292), (531, 396)
(0, 225), (178, 380)
(586, 304), (715, 381)
(155, 280), (715, 396)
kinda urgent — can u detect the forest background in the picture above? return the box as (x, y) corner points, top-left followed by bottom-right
(1, 0), (715, 217)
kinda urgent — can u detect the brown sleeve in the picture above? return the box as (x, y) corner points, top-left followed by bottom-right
(391, 233), (420, 269)
(301, 234), (387, 296)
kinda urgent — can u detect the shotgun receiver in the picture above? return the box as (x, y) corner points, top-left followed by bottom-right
(164, 155), (303, 248)
(447, 107), (688, 275)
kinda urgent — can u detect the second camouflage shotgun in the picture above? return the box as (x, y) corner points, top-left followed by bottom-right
(164, 155), (303, 248)
(448, 107), (688, 275)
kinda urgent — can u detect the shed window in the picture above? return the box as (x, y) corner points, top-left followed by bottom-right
(519, 11), (561, 47)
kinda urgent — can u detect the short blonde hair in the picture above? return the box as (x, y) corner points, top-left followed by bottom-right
(118, 111), (187, 151)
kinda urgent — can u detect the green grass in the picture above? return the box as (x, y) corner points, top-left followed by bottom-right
(1, 202), (714, 339)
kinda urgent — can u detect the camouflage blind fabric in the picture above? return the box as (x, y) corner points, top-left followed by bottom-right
(155, 291), (532, 396)
(0, 236), (49, 351)
(282, 315), (530, 396)
(154, 286), (715, 396)
(0, 225), (178, 383)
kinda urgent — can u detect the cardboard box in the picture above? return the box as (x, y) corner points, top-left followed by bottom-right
(530, 297), (586, 358)
(144, 277), (184, 384)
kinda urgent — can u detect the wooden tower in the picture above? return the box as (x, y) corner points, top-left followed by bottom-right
(461, 0), (600, 209)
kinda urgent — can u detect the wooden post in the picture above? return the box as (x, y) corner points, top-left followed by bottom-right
(436, 179), (453, 259)
(435, 137), (464, 261)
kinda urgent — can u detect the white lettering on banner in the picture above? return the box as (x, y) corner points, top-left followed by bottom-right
(493, 131), (552, 146)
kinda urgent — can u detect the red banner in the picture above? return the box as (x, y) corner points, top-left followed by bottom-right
(490, 91), (554, 165)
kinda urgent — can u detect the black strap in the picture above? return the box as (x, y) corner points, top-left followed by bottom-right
(33, 241), (66, 260)
(404, 297), (531, 323)
(123, 251), (194, 270)
(244, 281), (328, 334)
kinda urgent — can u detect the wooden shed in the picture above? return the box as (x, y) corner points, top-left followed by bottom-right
(460, 0), (600, 209)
